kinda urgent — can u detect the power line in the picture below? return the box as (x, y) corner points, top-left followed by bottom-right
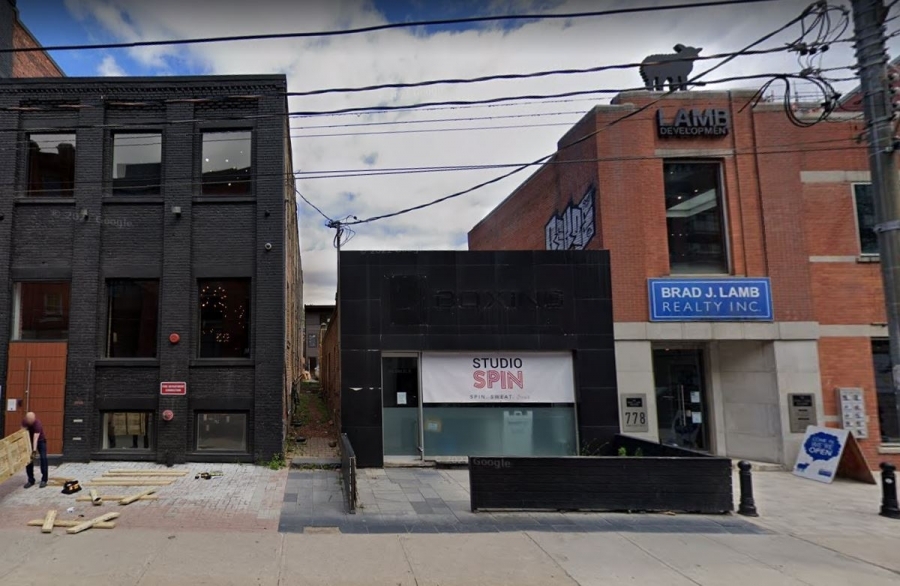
(295, 137), (865, 180)
(0, 64), (848, 147)
(0, 70), (847, 155)
(4, 134), (864, 197)
(339, 1), (841, 227)
(287, 47), (792, 97)
(6, 0), (778, 54)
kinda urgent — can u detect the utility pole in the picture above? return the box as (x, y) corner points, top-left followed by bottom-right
(851, 0), (900, 391)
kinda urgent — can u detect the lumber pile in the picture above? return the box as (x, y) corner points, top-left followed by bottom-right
(0, 429), (31, 484)
(28, 510), (120, 534)
(86, 468), (187, 487)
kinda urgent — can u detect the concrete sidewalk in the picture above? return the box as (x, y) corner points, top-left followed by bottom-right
(1, 528), (898, 586)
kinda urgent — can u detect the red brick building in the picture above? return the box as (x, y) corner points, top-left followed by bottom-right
(0, 0), (64, 79)
(469, 88), (900, 468)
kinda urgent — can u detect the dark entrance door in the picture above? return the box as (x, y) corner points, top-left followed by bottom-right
(653, 348), (710, 452)
(381, 356), (421, 459)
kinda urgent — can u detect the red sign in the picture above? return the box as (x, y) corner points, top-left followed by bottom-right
(160, 382), (186, 396)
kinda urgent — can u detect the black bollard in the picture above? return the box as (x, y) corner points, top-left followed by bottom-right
(737, 460), (759, 517)
(880, 462), (900, 519)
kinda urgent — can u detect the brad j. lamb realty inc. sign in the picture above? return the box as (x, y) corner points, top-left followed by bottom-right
(657, 108), (729, 138)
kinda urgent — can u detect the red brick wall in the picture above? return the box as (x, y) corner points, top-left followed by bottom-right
(818, 337), (890, 466)
(468, 90), (900, 465)
(468, 108), (599, 252)
(320, 311), (341, 425)
(12, 22), (64, 78)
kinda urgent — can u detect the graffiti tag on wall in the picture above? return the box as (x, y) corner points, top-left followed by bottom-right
(545, 186), (596, 251)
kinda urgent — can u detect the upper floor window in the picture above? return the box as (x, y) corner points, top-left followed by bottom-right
(201, 131), (251, 196)
(107, 280), (160, 358)
(27, 133), (76, 197)
(11, 282), (70, 340)
(199, 279), (251, 358)
(854, 183), (878, 255)
(664, 162), (728, 274)
(113, 133), (162, 196)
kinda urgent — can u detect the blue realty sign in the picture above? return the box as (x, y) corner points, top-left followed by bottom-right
(793, 426), (850, 484)
(648, 278), (773, 322)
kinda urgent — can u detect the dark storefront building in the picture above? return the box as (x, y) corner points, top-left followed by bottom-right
(0, 75), (302, 463)
(326, 250), (618, 468)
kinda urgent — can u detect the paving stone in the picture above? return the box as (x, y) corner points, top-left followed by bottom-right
(411, 502), (434, 514)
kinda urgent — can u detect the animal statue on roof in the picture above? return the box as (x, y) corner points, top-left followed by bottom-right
(640, 44), (703, 92)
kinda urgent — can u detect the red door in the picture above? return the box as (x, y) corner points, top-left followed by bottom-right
(4, 342), (67, 454)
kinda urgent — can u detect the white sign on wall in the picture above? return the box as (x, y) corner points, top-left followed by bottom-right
(793, 425), (849, 484)
(421, 352), (575, 404)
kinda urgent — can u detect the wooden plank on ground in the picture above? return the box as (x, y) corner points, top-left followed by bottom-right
(92, 477), (175, 482)
(28, 519), (116, 529)
(103, 468), (188, 476)
(119, 488), (157, 505)
(0, 430), (32, 485)
(75, 495), (157, 502)
(87, 480), (174, 486)
(66, 512), (120, 535)
(41, 510), (57, 534)
(47, 477), (75, 486)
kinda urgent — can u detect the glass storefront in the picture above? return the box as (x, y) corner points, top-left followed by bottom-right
(382, 352), (578, 460)
(422, 406), (576, 457)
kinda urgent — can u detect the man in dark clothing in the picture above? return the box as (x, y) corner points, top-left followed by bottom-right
(22, 412), (48, 488)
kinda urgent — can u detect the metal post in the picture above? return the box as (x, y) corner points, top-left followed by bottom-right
(881, 462), (900, 518)
(737, 460), (759, 517)
(851, 0), (900, 396)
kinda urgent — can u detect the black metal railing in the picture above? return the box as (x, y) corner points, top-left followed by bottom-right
(340, 433), (357, 514)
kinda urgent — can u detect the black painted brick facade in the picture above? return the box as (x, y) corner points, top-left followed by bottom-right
(0, 76), (293, 463)
(338, 250), (618, 468)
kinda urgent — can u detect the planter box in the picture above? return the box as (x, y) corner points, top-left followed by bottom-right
(468, 435), (733, 514)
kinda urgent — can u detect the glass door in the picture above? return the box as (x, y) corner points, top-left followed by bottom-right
(653, 348), (710, 452)
(382, 355), (421, 459)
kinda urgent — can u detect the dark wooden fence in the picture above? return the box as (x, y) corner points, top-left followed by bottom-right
(340, 433), (357, 514)
(469, 435), (732, 514)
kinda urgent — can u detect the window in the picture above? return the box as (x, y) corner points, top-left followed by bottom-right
(103, 412), (153, 450)
(199, 279), (251, 358)
(107, 280), (160, 358)
(201, 131), (251, 195)
(854, 184), (878, 255)
(873, 340), (900, 443)
(196, 413), (247, 451)
(664, 162), (728, 274)
(12, 282), (70, 340)
(27, 133), (76, 197)
(308, 333), (318, 349)
(113, 133), (162, 195)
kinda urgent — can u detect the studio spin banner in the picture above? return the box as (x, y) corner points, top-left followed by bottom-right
(421, 352), (575, 404)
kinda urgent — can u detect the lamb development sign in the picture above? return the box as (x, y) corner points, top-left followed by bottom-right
(657, 108), (729, 137)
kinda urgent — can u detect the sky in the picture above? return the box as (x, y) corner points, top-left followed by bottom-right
(15, 0), (900, 304)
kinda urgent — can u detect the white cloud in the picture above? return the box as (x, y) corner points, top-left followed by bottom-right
(97, 54), (126, 76)
(63, 0), (885, 303)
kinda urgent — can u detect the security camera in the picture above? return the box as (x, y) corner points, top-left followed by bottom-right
(264, 242), (273, 251)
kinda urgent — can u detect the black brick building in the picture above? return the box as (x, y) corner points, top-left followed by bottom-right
(326, 250), (618, 468)
(0, 75), (302, 463)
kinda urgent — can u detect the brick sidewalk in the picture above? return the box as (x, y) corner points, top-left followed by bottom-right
(279, 468), (768, 535)
(0, 462), (286, 533)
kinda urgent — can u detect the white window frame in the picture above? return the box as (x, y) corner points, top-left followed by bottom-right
(11, 283), (22, 340)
